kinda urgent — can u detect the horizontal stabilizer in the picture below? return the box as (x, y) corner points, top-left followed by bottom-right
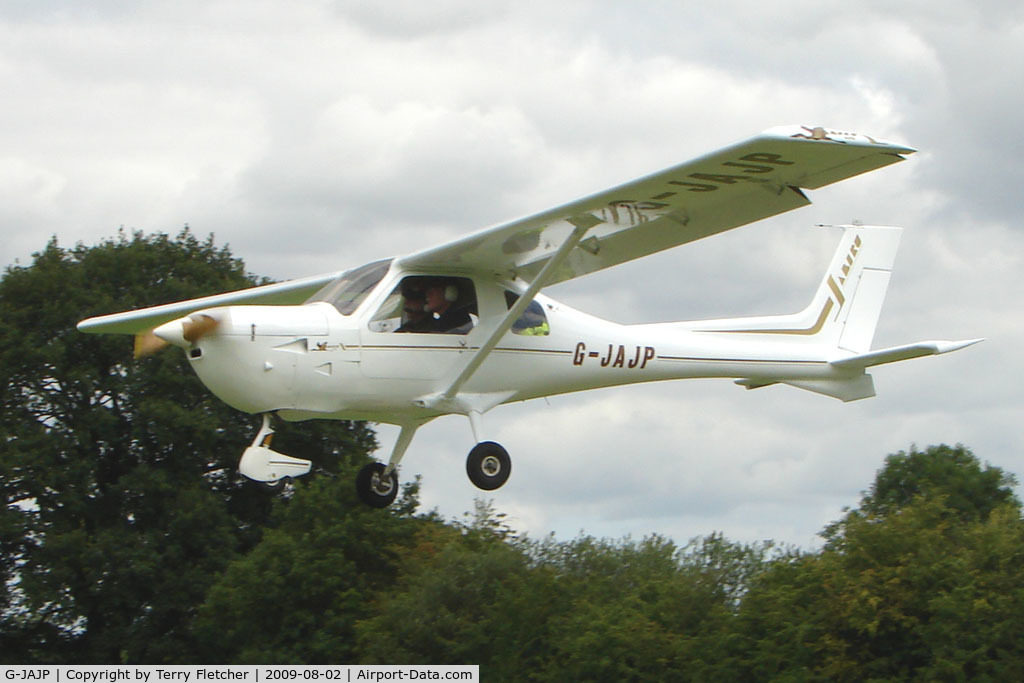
(735, 378), (778, 390)
(782, 376), (877, 402)
(736, 376), (876, 402)
(830, 339), (984, 370)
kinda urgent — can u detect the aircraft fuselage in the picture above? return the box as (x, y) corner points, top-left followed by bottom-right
(180, 289), (854, 427)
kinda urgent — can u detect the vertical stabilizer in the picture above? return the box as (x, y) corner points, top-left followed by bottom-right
(803, 225), (902, 353)
(687, 225), (902, 354)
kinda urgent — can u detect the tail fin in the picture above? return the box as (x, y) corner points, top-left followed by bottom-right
(796, 224), (901, 353)
(690, 224), (902, 352)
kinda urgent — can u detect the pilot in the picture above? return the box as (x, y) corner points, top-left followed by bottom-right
(396, 283), (433, 333)
(424, 279), (473, 333)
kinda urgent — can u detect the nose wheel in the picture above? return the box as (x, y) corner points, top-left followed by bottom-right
(466, 441), (511, 490)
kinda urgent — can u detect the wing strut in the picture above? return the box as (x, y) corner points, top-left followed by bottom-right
(432, 221), (593, 409)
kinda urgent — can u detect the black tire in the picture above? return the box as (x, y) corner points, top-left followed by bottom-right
(255, 478), (287, 494)
(466, 441), (511, 491)
(356, 462), (399, 508)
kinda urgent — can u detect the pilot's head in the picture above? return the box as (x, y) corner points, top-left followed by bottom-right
(424, 279), (457, 314)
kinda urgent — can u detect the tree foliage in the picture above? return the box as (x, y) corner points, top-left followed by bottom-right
(356, 511), (775, 680)
(192, 475), (422, 664)
(4, 232), (1024, 677)
(855, 443), (1019, 522)
(0, 231), (375, 662)
(740, 444), (1024, 681)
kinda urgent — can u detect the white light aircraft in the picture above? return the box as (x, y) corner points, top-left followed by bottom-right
(78, 126), (981, 507)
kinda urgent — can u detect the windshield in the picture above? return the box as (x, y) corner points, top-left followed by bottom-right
(306, 258), (392, 315)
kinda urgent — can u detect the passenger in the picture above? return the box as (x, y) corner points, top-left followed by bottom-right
(424, 279), (473, 334)
(512, 300), (550, 336)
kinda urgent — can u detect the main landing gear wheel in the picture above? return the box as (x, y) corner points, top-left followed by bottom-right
(356, 462), (399, 508)
(466, 441), (511, 491)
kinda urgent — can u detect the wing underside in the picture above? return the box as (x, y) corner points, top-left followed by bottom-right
(399, 126), (914, 284)
(77, 271), (343, 335)
(78, 125), (912, 337)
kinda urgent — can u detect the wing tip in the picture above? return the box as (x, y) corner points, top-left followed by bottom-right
(762, 124), (916, 154)
(76, 317), (104, 334)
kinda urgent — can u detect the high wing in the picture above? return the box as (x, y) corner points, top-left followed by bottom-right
(78, 125), (912, 338)
(77, 271), (343, 335)
(398, 125), (915, 284)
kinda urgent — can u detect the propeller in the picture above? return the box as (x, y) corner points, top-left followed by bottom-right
(182, 314), (221, 343)
(134, 330), (169, 358)
(133, 313), (221, 359)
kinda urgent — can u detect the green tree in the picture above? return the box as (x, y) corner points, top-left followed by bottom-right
(193, 476), (423, 664)
(356, 500), (559, 675)
(0, 231), (375, 663)
(534, 533), (770, 682)
(854, 443), (1018, 522)
(738, 444), (1024, 681)
(357, 512), (773, 682)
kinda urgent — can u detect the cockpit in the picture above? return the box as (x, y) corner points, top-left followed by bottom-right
(369, 275), (478, 334)
(306, 258), (551, 337)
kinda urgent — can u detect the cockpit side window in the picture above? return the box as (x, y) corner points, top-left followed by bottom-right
(306, 259), (392, 315)
(504, 291), (550, 336)
(369, 276), (478, 334)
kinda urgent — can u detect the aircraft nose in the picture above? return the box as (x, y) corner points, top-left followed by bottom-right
(153, 317), (190, 348)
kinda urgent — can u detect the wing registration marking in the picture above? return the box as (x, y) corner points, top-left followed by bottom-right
(595, 151), (797, 228)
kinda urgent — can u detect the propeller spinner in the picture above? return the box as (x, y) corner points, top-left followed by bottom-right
(134, 313), (220, 358)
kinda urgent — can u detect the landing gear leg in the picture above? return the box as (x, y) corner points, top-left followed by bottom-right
(356, 422), (419, 508)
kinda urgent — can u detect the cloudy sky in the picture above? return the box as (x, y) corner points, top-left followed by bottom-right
(3, 0), (1021, 548)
